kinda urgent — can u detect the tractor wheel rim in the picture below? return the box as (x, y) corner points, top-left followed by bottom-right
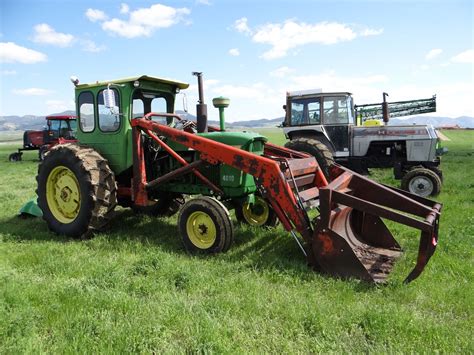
(186, 211), (216, 249)
(242, 196), (269, 226)
(409, 176), (433, 197)
(46, 166), (81, 224)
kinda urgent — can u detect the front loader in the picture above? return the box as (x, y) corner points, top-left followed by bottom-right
(35, 73), (441, 283)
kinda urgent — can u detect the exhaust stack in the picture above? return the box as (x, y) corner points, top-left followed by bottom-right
(192, 72), (208, 133)
(382, 92), (389, 123)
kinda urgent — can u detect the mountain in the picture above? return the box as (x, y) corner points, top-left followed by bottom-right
(0, 111), (76, 131)
(389, 115), (474, 128)
(1, 111), (472, 131)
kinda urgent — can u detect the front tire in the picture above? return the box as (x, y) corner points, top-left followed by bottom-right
(38, 145), (48, 161)
(285, 138), (335, 179)
(36, 144), (117, 237)
(9, 152), (22, 162)
(235, 195), (278, 227)
(178, 197), (233, 254)
(401, 167), (441, 197)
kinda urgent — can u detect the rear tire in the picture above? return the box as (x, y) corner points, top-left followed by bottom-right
(401, 167), (441, 197)
(36, 144), (117, 238)
(178, 196), (233, 254)
(285, 138), (335, 179)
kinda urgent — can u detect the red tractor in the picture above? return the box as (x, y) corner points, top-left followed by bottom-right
(9, 115), (77, 162)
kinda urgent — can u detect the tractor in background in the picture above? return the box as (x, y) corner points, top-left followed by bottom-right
(9, 115), (77, 162)
(282, 91), (446, 197)
(34, 73), (442, 283)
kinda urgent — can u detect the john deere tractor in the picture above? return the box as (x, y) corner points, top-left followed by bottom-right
(35, 73), (442, 283)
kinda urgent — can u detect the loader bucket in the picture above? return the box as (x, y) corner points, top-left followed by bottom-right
(309, 165), (441, 283)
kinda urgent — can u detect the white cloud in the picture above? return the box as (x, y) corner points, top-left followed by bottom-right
(270, 66), (294, 78)
(206, 82), (282, 120)
(451, 49), (474, 63)
(247, 20), (381, 60)
(426, 48), (443, 60)
(196, 0), (211, 5)
(1, 70), (17, 75)
(46, 100), (74, 113)
(81, 39), (106, 53)
(288, 70), (389, 105)
(234, 17), (252, 35)
(12, 88), (53, 96)
(120, 3), (130, 14)
(32, 23), (74, 47)
(100, 4), (190, 38)
(0, 42), (47, 63)
(86, 8), (108, 22)
(229, 48), (240, 56)
(359, 28), (384, 36)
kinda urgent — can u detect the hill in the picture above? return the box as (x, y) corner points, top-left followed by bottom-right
(1, 111), (473, 131)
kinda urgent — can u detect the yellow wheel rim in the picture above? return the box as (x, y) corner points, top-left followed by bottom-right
(242, 196), (269, 226)
(46, 166), (81, 224)
(186, 211), (216, 249)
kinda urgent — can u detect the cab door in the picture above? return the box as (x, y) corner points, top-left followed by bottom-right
(322, 96), (351, 154)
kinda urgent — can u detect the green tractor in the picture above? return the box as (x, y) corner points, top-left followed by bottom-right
(35, 72), (442, 283)
(37, 73), (276, 243)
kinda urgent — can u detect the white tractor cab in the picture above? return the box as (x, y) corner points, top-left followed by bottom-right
(282, 90), (446, 197)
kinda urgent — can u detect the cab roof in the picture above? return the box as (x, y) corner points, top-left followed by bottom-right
(288, 90), (352, 98)
(76, 75), (190, 90)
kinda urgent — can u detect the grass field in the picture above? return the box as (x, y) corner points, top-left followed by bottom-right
(0, 129), (473, 353)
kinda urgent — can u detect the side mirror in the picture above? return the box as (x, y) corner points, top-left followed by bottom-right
(103, 86), (116, 109)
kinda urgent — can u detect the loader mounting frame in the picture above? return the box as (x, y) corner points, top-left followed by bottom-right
(129, 113), (441, 283)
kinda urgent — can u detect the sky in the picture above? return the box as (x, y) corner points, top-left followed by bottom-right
(0, 0), (473, 122)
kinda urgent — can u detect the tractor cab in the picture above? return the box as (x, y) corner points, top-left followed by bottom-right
(45, 115), (77, 143)
(283, 90), (355, 155)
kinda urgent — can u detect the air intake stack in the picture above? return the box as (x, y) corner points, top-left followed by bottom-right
(212, 97), (230, 131)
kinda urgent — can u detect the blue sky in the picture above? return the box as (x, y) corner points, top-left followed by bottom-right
(1, 0), (472, 121)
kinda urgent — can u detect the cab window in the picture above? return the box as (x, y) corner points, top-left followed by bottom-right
(98, 88), (121, 132)
(290, 98), (321, 125)
(290, 100), (305, 125)
(323, 96), (350, 124)
(308, 100), (321, 124)
(132, 89), (173, 125)
(150, 97), (168, 125)
(132, 99), (144, 118)
(78, 91), (95, 132)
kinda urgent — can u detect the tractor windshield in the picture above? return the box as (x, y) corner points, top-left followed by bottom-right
(132, 89), (174, 125)
(290, 97), (321, 126)
(47, 119), (76, 139)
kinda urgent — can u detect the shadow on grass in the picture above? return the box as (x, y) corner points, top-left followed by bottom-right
(1, 208), (384, 290)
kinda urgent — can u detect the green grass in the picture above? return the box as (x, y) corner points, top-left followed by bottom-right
(0, 130), (473, 353)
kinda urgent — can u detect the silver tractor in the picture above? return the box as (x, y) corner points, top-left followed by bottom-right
(282, 90), (446, 197)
